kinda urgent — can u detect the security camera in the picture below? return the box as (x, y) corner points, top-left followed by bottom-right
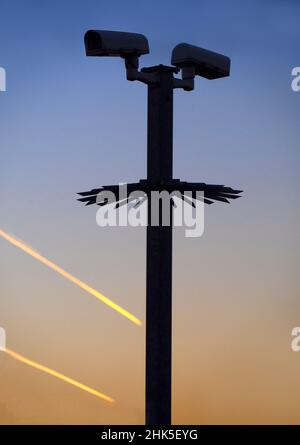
(171, 43), (230, 80)
(84, 30), (156, 85)
(84, 30), (149, 58)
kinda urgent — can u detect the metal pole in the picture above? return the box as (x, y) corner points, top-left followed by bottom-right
(145, 66), (175, 425)
(81, 32), (242, 426)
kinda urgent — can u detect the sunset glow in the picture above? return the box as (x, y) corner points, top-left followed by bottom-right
(0, 229), (142, 326)
(5, 348), (115, 403)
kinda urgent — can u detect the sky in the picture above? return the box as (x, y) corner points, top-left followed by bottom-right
(0, 0), (299, 424)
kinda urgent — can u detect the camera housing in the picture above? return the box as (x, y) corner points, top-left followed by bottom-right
(84, 30), (149, 58)
(171, 43), (230, 79)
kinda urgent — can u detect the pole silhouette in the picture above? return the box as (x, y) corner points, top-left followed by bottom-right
(145, 66), (175, 425)
(79, 30), (242, 425)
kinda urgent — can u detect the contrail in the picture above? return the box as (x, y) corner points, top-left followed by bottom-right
(0, 229), (141, 326)
(4, 348), (114, 403)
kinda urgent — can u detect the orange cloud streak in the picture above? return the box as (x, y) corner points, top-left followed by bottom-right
(4, 348), (114, 403)
(0, 229), (141, 326)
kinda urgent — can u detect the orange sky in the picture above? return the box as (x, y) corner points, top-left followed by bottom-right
(1, 223), (299, 424)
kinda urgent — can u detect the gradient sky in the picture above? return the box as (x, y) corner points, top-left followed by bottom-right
(0, 0), (299, 424)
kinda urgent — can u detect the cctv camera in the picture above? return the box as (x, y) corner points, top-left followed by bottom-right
(84, 30), (149, 58)
(171, 43), (230, 79)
